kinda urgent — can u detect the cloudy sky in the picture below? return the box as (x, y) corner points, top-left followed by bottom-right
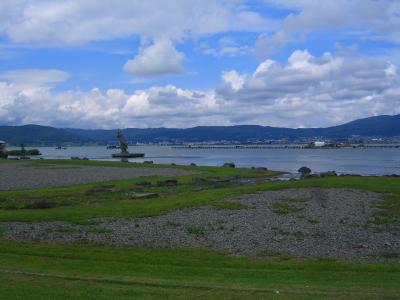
(0, 0), (399, 129)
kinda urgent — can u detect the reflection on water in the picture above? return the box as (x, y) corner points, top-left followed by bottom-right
(9, 145), (400, 175)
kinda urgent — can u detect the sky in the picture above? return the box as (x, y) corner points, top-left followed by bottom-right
(0, 0), (399, 129)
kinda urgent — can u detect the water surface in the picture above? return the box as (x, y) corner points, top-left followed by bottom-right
(11, 145), (399, 175)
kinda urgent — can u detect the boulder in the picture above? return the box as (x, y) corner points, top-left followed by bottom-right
(71, 156), (89, 160)
(223, 162), (235, 168)
(136, 181), (152, 187)
(298, 166), (311, 174)
(127, 192), (159, 199)
(156, 179), (178, 186)
(304, 174), (319, 179)
(320, 171), (338, 177)
(256, 167), (268, 172)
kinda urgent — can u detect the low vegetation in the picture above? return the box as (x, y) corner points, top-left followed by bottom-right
(0, 160), (398, 227)
(0, 159), (399, 299)
(271, 201), (303, 215)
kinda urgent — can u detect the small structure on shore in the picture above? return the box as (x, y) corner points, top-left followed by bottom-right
(0, 140), (7, 158)
(111, 130), (144, 158)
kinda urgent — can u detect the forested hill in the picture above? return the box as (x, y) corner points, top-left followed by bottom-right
(66, 114), (400, 143)
(0, 125), (93, 146)
(0, 114), (399, 146)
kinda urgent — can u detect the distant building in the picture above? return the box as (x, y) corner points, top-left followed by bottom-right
(313, 141), (326, 147)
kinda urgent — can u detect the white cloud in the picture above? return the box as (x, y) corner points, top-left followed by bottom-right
(0, 50), (399, 128)
(254, 59), (275, 77)
(200, 37), (249, 57)
(256, 0), (400, 57)
(217, 49), (400, 127)
(0, 69), (69, 88)
(222, 71), (246, 91)
(0, 0), (268, 44)
(123, 38), (184, 77)
(385, 63), (397, 77)
(0, 0), (272, 76)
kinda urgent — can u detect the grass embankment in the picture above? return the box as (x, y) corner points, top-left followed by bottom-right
(0, 241), (399, 299)
(0, 159), (399, 299)
(0, 159), (280, 222)
(0, 159), (399, 225)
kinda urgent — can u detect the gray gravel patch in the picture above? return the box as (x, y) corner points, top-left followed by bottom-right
(0, 161), (196, 190)
(1, 188), (399, 262)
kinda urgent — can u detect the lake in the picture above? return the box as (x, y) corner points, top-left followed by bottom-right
(11, 145), (400, 176)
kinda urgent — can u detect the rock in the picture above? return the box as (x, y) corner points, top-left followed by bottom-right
(384, 242), (392, 247)
(127, 192), (159, 199)
(143, 160), (153, 164)
(156, 179), (178, 186)
(85, 187), (113, 195)
(208, 177), (232, 183)
(298, 166), (312, 179)
(71, 156), (89, 160)
(298, 166), (311, 174)
(320, 171), (337, 177)
(223, 163), (235, 168)
(304, 174), (320, 179)
(136, 181), (152, 187)
(256, 167), (268, 172)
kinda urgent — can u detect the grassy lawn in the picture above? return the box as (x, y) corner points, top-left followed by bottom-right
(0, 159), (399, 299)
(0, 241), (399, 299)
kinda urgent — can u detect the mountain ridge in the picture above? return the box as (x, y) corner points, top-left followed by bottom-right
(1, 114), (399, 146)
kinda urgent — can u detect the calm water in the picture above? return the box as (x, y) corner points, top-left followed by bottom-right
(11, 145), (400, 175)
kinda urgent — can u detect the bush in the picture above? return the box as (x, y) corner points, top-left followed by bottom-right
(7, 149), (41, 156)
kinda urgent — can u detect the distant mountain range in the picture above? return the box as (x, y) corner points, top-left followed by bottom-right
(1, 114), (399, 146)
(0, 124), (92, 146)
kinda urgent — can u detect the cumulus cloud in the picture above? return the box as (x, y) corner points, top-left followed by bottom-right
(222, 70), (246, 91)
(0, 0), (268, 44)
(0, 50), (399, 128)
(0, 72), (223, 128)
(256, 0), (400, 57)
(217, 49), (400, 127)
(123, 38), (184, 77)
(0, 0), (271, 76)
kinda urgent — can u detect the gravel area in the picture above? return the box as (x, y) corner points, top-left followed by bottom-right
(2, 188), (399, 262)
(0, 162), (197, 190)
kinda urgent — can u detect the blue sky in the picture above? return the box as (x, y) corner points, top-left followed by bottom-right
(0, 0), (399, 128)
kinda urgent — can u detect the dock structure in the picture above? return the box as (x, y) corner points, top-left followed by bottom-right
(172, 144), (400, 150)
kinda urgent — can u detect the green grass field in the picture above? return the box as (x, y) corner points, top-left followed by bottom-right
(0, 159), (399, 299)
(0, 241), (399, 299)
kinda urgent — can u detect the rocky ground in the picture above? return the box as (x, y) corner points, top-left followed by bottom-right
(1, 188), (399, 263)
(0, 162), (196, 190)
